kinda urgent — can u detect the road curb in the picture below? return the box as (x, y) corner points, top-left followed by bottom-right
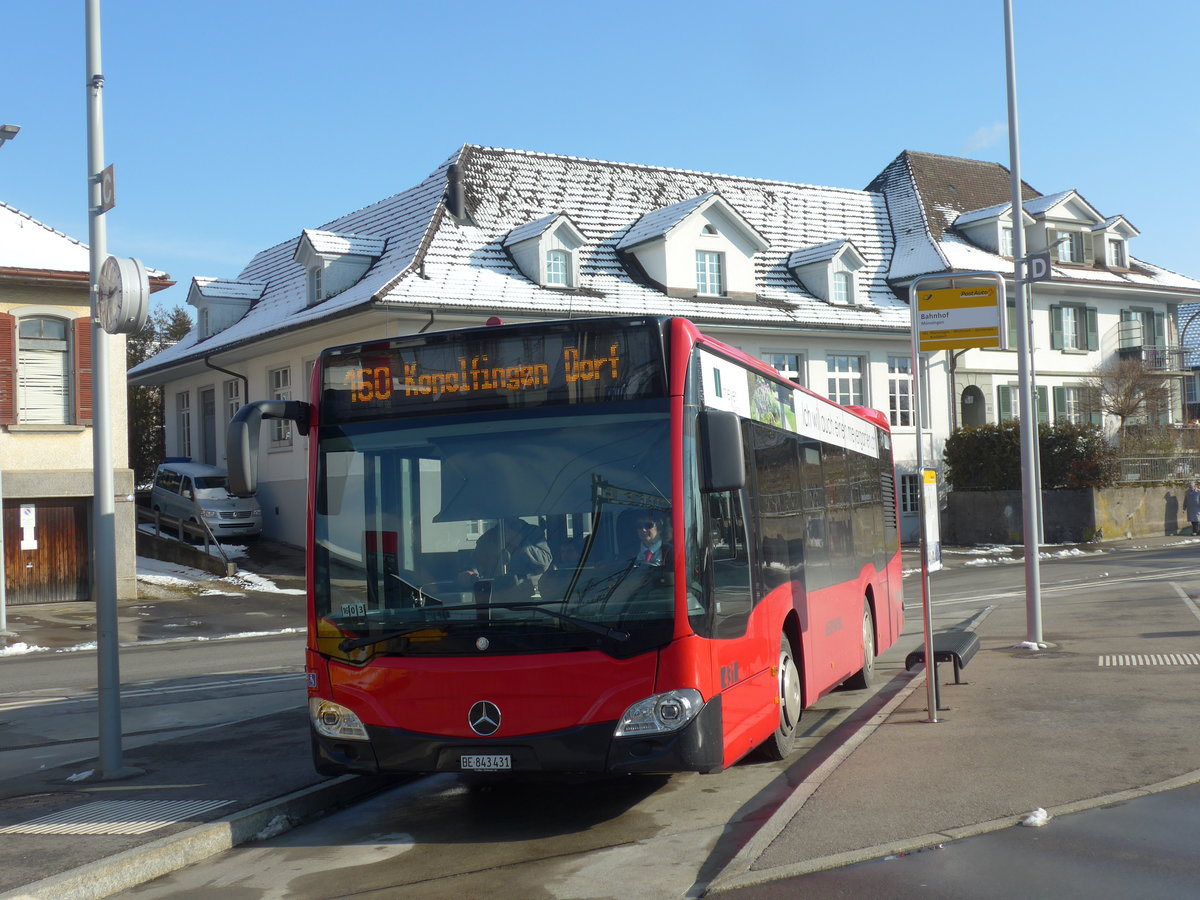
(1, 773), (395, 900)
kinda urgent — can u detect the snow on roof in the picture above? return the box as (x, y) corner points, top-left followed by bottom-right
(501, 213), (562, 247)
(132, 145), (909, 379)
(298, 229), (387, 258)
(788, 239), (851, 268)
(616, 193), (714, 249)
(190, 277), (267, 301)
(0, 201), (90, 272)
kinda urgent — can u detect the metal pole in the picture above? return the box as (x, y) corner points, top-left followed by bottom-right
(909, 282), (938, 722)
(85, 0), (133, 779)
(1004, 0), (1044, 645)
(0, 130), (16, 648)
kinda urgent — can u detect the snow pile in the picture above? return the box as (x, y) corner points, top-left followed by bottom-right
(1021, 808), (1051, 827)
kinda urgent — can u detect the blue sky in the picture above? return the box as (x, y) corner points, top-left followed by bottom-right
(2, 0), (1197, 314)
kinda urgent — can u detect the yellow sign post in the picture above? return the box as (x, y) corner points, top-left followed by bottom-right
(916, 285), (1001, 352)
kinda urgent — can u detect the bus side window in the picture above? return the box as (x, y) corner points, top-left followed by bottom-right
(709, 489), (754, 638)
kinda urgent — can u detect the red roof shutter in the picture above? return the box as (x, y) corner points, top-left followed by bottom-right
(74, 317), (93, 426)
(0, 312), (15, 425)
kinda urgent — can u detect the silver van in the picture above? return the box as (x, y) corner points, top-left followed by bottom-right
(150, 459), (263, 539)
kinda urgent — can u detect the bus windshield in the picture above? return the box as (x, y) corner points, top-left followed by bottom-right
(314, 404), (675, 659)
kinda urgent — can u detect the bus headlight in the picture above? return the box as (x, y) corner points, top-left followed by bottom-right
(614, 689), (704, 737)
(309, 698), (369, 740)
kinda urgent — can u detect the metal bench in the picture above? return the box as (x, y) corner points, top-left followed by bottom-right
(905, 631), (980, 708)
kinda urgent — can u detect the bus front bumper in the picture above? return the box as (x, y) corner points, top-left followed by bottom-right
(311, 695), (724, 776)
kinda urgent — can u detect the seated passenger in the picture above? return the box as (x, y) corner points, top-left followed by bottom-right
(458, 518), (552, 601)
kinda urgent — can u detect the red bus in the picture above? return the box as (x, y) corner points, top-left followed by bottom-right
(228, 316), (903, 775)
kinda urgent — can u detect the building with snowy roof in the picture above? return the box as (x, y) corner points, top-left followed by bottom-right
(1, 202), (172, 603)
(128, 145), (1200, 545)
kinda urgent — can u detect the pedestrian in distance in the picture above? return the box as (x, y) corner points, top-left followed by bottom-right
(1185, 482), (1200, 536)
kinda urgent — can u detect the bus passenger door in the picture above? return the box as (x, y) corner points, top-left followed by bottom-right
(706, 484), (775, 763)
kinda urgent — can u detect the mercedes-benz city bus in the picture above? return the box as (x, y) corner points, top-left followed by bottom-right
(227, 316), (903, 776)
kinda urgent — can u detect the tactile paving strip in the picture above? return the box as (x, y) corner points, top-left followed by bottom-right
(1098, 653), (1200, 667)
(0, 799), (234, 835)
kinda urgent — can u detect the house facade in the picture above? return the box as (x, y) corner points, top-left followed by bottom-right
(1, 202), (170, 603)
(128, 146), (1200, 546)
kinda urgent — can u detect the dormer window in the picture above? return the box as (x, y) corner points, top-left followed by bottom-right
(696, 250), (724, 296)
(787, 239), (866, 305)
(293, 229), (385, 307)
(546, 250), (570, 287)
(1000, 226), (1014, 258)
(1107, 238), (1127, 268)
(616, 193), (767, 301)
(503, 213), (586, 290)
(186, 277), (267, 339)
(1051, 229), (1089, 265)
(833, 271), (853, 304)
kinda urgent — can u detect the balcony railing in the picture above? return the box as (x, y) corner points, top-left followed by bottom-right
(1117, 344), (1189, 372)
(1116, 455), (1200, 483)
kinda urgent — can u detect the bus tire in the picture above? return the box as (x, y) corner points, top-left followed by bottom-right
(760, 632), (802, 761)
(845, 600), (876, 690)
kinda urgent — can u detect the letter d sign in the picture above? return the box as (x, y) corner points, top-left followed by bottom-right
(1025, 251), (1052, 283)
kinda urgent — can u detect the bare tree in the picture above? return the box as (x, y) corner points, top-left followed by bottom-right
(1085, 357), (1172, 444)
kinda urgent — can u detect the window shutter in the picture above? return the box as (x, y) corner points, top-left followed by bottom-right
(1036, 386), (1049, 424)
(1154, 312), (1166, 346)
(1086, 307), (1099, 351)
(0, 312), (16, 425)
(998, 385), (1013, 421)
(1053, 386), (1066, 421)
(1083, 233), (1095, 266)
(1048, 229), (1060, 262)
(1050, 306), (1064, 349)
(73, 317), (93, 425)
(1086, 385), (1102, 427)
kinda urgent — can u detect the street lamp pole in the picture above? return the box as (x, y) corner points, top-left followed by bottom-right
(1004, 0), (1044, 645)
(0, 124), (18, 648)
(85, 0), (137, 779)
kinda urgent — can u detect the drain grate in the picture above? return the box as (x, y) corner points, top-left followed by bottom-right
(0, 799), (234, 835)
(1099, 653), (1200, 667)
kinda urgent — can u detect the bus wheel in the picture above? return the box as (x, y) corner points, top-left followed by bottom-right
(760, 632), (802, 761)
(845, 600), (875, 690)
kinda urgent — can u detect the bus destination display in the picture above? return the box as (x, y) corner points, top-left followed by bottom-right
(322, 323), (666, 421)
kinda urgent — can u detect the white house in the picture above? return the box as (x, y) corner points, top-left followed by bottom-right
(128, 146), (1200, 545)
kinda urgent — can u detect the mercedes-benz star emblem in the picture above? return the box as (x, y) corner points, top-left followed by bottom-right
(468, 700), (501, 736)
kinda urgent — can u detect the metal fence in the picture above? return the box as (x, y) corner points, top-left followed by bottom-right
(1116, 456), (1200, 483)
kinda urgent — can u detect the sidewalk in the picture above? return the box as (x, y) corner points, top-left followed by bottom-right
(1, 534), (1199, 898)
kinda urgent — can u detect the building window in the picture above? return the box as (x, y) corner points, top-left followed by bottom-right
(832, 271), (853, 304)
(827, 354), (864, 406)
(887, 356), (913, 427)
(1051, 230), (1087, 264)
(1107, 239), (1127, 268)
(269, 366), (292, 446)
(696, 250), (724, 296)
(763, 353), (803, 386)
(1050, 304), (1097, 352)
(198, 307), (210, 338)
(900, 473), (920, 515)
(1000, 226), (1014, 257)
(545, 249), (569, 287)
(17, 316), (70, 424)
(998, 384), (1049, 423)
(177, 391), (192, 458)
(224, 378), (242, 426)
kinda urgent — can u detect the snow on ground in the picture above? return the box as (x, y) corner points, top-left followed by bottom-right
(136, 556), (304, 595)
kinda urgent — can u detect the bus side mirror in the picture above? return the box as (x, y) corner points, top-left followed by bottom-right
(226, 400), (312, 497)
(699, 409), (745, 493)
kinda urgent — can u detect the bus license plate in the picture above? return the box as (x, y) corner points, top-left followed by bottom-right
(460, 754), (511, 771)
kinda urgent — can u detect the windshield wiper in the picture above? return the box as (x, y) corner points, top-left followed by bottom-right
(479, 601), (629, 641)
(339, 621), (457, 652)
